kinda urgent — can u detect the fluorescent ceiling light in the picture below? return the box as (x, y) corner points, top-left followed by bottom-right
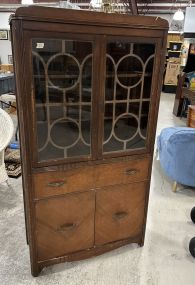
(21, 0), (33, 5)
(173, 9), (184, 21)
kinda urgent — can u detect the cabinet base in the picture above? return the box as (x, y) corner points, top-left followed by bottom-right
(32, 235), (142, 276)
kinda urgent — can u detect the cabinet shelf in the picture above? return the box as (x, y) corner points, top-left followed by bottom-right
(33, 72), (152, 79)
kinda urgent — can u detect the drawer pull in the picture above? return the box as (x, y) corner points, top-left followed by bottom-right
(47, 181), (66, 187)
(58, 223), (77, 232)
(125, 169), (138, 176)
(113, 211), (128, 220)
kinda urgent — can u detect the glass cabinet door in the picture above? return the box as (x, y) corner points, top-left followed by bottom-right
(103, 40), (155, 154)
(32, 38), (93, 162)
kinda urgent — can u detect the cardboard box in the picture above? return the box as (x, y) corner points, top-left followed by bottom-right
(164, 62), (180, 85)
(0, 64), (14, 73)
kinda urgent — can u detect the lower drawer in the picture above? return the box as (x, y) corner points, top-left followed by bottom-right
(95, 182), (147, 245)
(35, 191), (95, 260)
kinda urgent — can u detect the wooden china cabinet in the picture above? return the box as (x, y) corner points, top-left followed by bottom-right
(10, 6), (168, 276)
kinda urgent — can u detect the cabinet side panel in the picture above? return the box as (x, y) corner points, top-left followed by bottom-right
(140, 31), (168, 246)
(11, 20), (39, 276)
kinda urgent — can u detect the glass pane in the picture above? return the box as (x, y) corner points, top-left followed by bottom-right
(48, 55), (80, 89)
(82, 56), (92, 102)
(116, 83), (128, 100)
(32, 38), (93, 162)
(103, 40), (155, 153)
(105, 56), (115, 101)
(49, 87), (63, 103)
(140, 101), (150, 137)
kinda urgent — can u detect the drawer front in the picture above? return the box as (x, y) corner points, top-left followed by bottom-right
(95, 182), (146, 245)
(36, 191), (95, 260)
(96, 158), (150, 188)
(33, 166), (95, 199)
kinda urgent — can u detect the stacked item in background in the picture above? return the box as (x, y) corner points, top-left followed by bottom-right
(164, 40), (183, 93)
(5, 147), (21, 178)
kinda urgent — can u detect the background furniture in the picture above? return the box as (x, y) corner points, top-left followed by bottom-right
(187, 105), (195, 127)
(180, 88), (195, 118)
(173, 72), (185, 116)
(0, 64), (14, 73)
(157, 127), (195, 191)
(11, 6), (168, 276)
(163, 40), (182, 93)
(173, 43), (195, 116)
(0, 74), (15, 95)
(173, 73), (195, 117)
(0, 108), (14, 184)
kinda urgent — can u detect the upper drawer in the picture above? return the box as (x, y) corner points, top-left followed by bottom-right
(33, 166), (95, 199)
(95, 157), (150, 188)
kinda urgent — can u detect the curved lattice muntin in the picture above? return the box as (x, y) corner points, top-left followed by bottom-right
(103, 41), (155, 153)
(32, 39), (93, 161)
(32, 39), (155, 161)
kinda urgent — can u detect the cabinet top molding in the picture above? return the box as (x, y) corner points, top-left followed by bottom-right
(11, 6), (168, 30)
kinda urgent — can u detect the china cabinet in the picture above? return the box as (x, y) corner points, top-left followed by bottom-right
(10, 6), (168, 276)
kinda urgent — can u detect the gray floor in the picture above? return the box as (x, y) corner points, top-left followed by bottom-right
(1, 93), (195, 285)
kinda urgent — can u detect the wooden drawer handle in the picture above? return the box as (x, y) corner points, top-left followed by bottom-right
(113, 211), (128, 220)
(125, 169), (138, 176)
(47, 181), (66, 187)
(57, 223), (77, 232)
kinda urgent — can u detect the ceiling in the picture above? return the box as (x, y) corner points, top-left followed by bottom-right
(0, 0), (195, 14)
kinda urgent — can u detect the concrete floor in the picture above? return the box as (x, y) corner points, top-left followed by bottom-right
(1, 93), (195, 285)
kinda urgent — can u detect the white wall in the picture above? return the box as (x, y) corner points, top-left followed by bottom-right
(0, 12), (12, 64)
(184, 7), (195, 33)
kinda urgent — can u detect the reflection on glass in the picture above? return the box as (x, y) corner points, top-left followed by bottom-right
(32, 38), (93, 161)
(143, 57), (154, 99)
(117, 56), (143, 87)
(49, 106), (64, 122)
(50, 119), (79, 147)
(48, 55), (79, 89)
(34, 78), (46, 103)
(133, 44), (155, 62)
(49, 88), (63, 103)
(104, 118), (113, 142)
(66, 88), (79, 103)
(115, 83), (128, 100)
(140, 101), (150, 138)
(103, 40), (155, 153)
(114, 115), (138, 141)
(105, 57), (115, 101)
(82, 57), (92, 102)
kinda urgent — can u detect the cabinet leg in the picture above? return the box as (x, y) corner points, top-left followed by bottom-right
(138, 235), (145, 247)
(31, 263), (42, 277)
(139, 241), (144, 247)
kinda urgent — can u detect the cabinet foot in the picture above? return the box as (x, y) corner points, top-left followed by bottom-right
(31, 264), (42, 277)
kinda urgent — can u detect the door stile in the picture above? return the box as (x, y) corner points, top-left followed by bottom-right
(91, 35), (107, 161)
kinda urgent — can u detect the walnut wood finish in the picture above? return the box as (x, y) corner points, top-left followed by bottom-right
(187, 105), (195, 128)
(33, 166), (95, 199)
(95, 182), (146, 245)
(34, 158), (148, 199)
(36, 191), (95, 260)
(10, 6), (168, 276)
(96, 158), (149, 188)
